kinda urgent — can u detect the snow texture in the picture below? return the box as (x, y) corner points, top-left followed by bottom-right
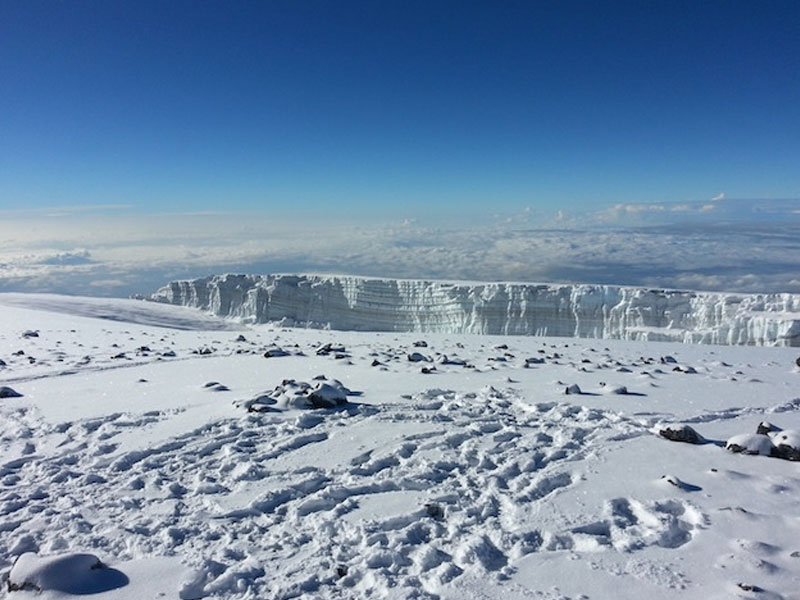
(2, 292), (800, 599)
(153, 274), (800, 346)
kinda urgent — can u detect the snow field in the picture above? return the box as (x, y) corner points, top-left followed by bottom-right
(0, 294), (799, 599)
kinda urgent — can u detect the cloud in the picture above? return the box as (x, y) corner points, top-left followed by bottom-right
(711, 192), (726, 202)
(38, 250), (93, 265)
(1, 203), (799, 297)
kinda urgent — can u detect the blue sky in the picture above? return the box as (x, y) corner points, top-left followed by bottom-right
(2, 0), (799, 218)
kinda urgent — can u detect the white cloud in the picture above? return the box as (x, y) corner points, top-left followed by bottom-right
(1, 202), (799, 296)
(711, 192), (725, 202)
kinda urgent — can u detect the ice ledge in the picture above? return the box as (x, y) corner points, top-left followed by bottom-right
(151, 274), (800, 346)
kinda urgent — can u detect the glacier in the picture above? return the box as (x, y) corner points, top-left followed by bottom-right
(152, 274), (800, 346)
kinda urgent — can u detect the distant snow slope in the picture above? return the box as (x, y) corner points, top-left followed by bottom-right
(154, 274), (800, 346)
(0, 293), (238, 331)
(2, 294), (800, 599)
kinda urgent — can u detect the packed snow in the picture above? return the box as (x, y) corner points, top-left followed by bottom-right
(1, 292), (800, 599)
(153, 274), (800, 346)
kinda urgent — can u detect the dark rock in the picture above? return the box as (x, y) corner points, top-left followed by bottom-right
(22, 330), (39, 338)
(235, 334), (247, 342)
(316, 343), (346, 356)
(371, 359), (384, 367)
(425, 503), (445, 520)
(658, 425), (704, 444)
(413, 340), (428, 348)
(564, 384), (582, 395)
(756, 421), (781, 435)
(407, 352), (430, 363)
(263, 348), (289, 358)
(0, 386), (23, 398)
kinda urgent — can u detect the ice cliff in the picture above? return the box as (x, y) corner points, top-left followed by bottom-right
(152, 274), (800, 346)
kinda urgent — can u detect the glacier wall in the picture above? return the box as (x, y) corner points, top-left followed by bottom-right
(152, 274), (800, 346)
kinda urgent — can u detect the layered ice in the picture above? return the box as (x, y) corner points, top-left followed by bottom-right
(152, 274), (800, 346)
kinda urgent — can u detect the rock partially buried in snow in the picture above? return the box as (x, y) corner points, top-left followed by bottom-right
(407, 352), (431, 363)
(203, 381), (230, 392)
(8, 552), (128, 594)
(757, 421), (781, 435)
(564, 384), (582, 395)
(263, 347), (290, 358)
(657, 424), (705, 444)
(307, 382), (348, 408)
(240, 376), (352, 411)
(725, 433), (775, 456)
(0, 386), (23, 398)
(772, 430), (800, 461)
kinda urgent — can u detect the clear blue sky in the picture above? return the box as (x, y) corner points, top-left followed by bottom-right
(1, 0), (798, 217)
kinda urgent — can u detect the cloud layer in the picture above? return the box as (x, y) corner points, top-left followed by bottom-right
(1, 199), (799, 297)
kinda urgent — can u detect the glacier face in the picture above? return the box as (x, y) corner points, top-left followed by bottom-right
(152, 274), (800, 346)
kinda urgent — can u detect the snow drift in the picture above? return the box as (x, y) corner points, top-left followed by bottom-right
(152, 274), (800, 346)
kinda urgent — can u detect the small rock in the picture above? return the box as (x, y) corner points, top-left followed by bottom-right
(564, 384), (582, 395)
(263, 348), (289, 358)
(407, 352), (430, 363)
(412, 340), (428, 348)
(756, 421), (780, 435)
(0, 386), (23, 398)
(425, 503), (445, 520)
(657, 425), (704, 444)
(21, 330), (39, 339)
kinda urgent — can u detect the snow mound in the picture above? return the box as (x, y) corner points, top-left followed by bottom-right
(725, 433), (775, 456)
(8, 552), (128, 594)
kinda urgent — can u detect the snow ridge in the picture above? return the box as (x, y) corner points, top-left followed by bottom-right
(152, 274), (800, 346)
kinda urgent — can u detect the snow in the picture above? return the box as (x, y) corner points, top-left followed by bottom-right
(153, 273), (800, 346)
(1, 292), (800, 599)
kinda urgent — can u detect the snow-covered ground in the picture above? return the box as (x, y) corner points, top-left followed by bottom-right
(1, 293), (799, 599)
